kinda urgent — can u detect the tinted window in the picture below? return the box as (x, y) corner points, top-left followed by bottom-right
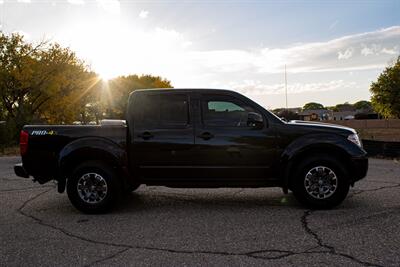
(202, 96), (259, 127)
(208, 101), (244, 112)
(133, 94), (159, 128)
(160, 94), (188, 126)
(134, 93), (188, 128)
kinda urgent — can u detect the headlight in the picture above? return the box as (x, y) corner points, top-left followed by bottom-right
(348, 133), (362, 147)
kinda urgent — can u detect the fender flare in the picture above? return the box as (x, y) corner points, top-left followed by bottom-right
(57, 137), (129, 192)
(280, 133), (361, 190)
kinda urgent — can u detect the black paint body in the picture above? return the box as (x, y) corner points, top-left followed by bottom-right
(15, 89), (368, 191)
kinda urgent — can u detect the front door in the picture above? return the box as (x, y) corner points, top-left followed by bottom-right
(193, 93), (277, 182)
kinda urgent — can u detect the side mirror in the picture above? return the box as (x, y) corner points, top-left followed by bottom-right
(247, 112), (264, 128)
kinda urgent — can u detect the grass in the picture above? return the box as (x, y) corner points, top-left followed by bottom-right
(0, 146), (20, 156)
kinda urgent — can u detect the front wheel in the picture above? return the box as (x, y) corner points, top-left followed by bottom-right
(291, 155), (350, 209)
(67, 161), (121, 214)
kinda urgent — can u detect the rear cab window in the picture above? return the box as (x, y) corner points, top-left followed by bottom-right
(133, 92), (189, 129)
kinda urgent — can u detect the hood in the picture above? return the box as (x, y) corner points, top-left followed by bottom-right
(287, 120), (356, 134)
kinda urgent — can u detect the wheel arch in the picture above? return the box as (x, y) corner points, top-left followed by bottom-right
(281, 136), (354, 191)
(57, 137), (131, 193)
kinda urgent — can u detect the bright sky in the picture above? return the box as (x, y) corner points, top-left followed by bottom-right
(1, 0), (399, 109)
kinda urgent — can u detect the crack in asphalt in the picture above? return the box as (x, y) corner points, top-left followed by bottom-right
(349, 183), (400, 198)
(365, 179), (399, 185)
(300, 210), (384, 267)
(17, 190), (299, 265)
(84, 248), (131, 267)
(17, 183), (397, 266)
(0, 185), (53, 193)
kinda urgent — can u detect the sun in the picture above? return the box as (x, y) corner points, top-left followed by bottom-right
(98, 70), (114, 81)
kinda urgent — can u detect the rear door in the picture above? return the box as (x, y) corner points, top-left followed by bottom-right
(131, 91), (195, 180)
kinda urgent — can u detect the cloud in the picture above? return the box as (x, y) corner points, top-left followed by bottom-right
(96, 0), (120, 15)
(381, 47), (398, 55)
(17, 0), (31, 2)
(185, 26), (400, 74)
(361, 45), (375, 56)
(338, 48), (353, 60)
(360, 43), (399, 56)
(0, 0), (4, 5)
(59, 21), (399, 100)
(224, 80), (357, 96)
(68, 0), (85, 5)
(139, 10), (149, 19)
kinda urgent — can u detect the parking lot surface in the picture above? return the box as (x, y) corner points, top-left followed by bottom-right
(1, 156), (400, 266)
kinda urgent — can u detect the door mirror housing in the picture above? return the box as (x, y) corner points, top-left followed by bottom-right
(247, 112), (264, 128)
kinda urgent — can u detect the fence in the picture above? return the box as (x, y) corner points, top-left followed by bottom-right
(325, 119), (400, 129)
(324, 119), (400, 142)
(362, 140), (400, 158)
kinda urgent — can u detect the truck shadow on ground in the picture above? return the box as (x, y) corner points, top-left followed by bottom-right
(27, 187), (370, 215)
(109, 188), (372, 214)
(114, 189), (307, 213)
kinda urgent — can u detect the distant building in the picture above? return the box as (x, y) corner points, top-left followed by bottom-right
(286, 107), (302, 113)
(298, 109), (332, 121)
(332, 109), (378, 121)
(276, 105), (378, 121)
(331, 111), (355, 120)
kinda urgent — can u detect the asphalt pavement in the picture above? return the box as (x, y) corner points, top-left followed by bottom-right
(1, 156), (400, 266)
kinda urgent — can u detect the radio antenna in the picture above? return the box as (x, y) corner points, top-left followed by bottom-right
(285, 64), (288, 110)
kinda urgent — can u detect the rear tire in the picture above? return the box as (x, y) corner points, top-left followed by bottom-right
(291, 154), (350, 209)
(67, 161), (121, 214)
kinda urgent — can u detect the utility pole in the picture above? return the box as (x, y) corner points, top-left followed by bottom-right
(285, 64), (288, 110)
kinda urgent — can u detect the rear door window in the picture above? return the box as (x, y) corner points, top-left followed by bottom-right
(159, 94), (189, 127)
(134, 93), (189, 128)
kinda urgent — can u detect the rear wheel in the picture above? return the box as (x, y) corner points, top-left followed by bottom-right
(291, 155), (350, 209)
(67, 161), (121, 214)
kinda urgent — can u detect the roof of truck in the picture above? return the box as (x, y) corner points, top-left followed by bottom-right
(131, 88), (237, 94)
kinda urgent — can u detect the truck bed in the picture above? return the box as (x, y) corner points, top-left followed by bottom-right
(21, 124), (127, 182)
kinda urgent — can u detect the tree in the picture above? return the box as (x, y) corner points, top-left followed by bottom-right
(370, 56), (400, 118)
(104, 74), (173, 119)
(0, 32), (174, 144)
(303, 102), (324, 110)
(333, 102), (355, 112)
(0, 32), (99, 132)
(353, 100), (372, 111)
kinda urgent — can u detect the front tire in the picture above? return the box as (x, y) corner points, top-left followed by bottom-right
(291, 154), (350, 209)
(67, 161), (121, 214)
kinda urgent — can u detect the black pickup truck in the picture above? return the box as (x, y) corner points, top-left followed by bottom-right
(14, 89), (368, 213)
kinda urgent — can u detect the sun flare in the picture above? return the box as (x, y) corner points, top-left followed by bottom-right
(98, 71), (114, 81)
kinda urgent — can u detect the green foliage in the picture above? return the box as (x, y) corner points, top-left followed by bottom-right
(302, 102), (324, 110)
(370, 56), (400, 118)
(353, 100), (371, 110)
(0, 32), (99, 140)
(332, 102), (355, 112)
(0, 32), (173, 144)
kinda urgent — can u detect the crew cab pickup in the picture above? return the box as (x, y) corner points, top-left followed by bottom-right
(14, 89), (368, 213)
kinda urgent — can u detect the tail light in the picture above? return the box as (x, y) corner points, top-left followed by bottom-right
(20, 130), (29, 156)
